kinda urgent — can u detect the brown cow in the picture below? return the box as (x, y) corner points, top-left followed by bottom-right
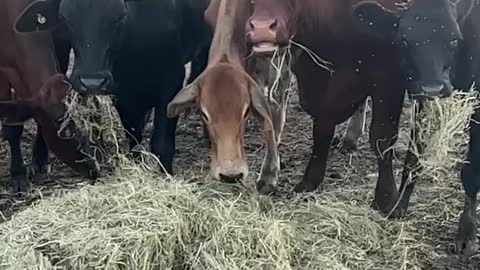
(167, 0), (279, 193)
(0, 0), (99, 193)
(246, 0), (410, 217)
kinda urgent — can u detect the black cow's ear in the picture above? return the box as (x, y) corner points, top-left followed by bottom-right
(15, 0), (60, 33)
(352, 1), (400, 39)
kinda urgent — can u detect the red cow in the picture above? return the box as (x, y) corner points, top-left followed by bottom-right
(1, 0), (99, 193)
(246, 0), (410, 217)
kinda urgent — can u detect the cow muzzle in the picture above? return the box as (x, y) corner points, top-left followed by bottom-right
(211, 160), (249, 184)
(247, 18), (286, 56)
(75, 72), (114, 95)
(409, 81), (453, 100)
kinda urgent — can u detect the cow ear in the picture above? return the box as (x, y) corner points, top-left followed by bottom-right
(167, 83), (199, 118)
(352, 1), (400, 39)
(15, 0), (60, 33)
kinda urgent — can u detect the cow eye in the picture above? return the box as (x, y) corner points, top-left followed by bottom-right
(200, 111), (209, 122)
(450, 39), (459, 48)
(243, 107), (250, 119)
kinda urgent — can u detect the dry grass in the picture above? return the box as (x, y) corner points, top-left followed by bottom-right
(410, 88), (479, 183)
(60, 91), (127, 170)
(0, 152), (423, 270)
(2, 68), (478, 269)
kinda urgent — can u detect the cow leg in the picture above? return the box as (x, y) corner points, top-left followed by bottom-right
(340, 100), (367, 151)
(394, 102), (425, 218)
(31, 122), (50, 181)
(294, 120), (336, 192)
(151, 108), (178, 175)
(369, 90), (404, 217)
(2, 124), (28, 194)
(254, 84), (286, 194)
(187, 45), (209, 85)
(150, 67), (185, 175)
(115, 100), (148, 155)
(456, 109), (480, 257)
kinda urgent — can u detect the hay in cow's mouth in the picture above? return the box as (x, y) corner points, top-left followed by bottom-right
(0, 154), (422, 270)
(59, 90), (127, 170)
(407, 88), (479, 184)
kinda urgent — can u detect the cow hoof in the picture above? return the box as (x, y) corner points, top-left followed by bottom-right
(331, 136), (341, 146)
(29, 164), (50, 183)
(293, 181), (318, 193)
(455, 212), (478, 257)
(256, 180), (277, 195)
(339, 137), (358, 152)
(10, 175), (30, 195)
(371, 199), (405, 219)
(455, 236), (478, 257)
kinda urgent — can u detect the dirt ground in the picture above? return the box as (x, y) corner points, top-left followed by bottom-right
(1, 67), (479, 269)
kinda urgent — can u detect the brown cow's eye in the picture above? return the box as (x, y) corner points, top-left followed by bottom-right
(200, 111), (209, 122)
(243, 107), (250, 119)
(450, 39), (459, 48)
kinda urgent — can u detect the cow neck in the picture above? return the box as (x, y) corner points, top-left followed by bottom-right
(1, 0), (60, 101)
(208, 0), (250, 69)
(15, 34), (60, 98)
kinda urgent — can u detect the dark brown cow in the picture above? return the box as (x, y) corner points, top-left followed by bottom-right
(167, 0), (279, 193)
(0, 0), (99, 193)
(246, 0), (410, 216)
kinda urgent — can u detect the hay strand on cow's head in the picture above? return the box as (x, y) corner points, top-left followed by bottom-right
(410, 88), (479, 183)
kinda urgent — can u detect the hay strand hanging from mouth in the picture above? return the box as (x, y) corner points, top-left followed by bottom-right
(59, 91), (127, 171)
(410, 88), (479, 183)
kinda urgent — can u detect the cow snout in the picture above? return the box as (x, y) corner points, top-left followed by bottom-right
(212, 160), (248, 183)
(247, 18), (282, 55)
(410, 81), (453, 100)
(219, 172), (245, 183)
(76, 72), (114, 95)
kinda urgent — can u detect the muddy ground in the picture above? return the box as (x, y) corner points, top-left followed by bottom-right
(1, 68), (479, 269)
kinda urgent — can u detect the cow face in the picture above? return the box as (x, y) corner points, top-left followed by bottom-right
(246, 0), (297, 55)
(15, 0), (140, 95)
(167, 64), (275, 184)
(353, 0), (463, 99)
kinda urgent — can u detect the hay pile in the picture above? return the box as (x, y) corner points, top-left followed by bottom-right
(0, 157), (420, 270)
(411, 89), (479, 182)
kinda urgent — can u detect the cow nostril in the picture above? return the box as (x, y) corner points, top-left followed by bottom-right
(250, 20), (255, 30)
(270, 19), (278, 30)
(79, 77), (108, 91)
(219, 172), (244, 183)
(421, 83), (444, 92)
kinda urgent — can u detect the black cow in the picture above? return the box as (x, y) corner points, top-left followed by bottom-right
(15, 0), (212, 174)
(354, 0), (480, 256)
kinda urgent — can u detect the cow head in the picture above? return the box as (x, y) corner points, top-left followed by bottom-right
(15, 0), (141, 96)
(167, 63), (275, 183)
(353, 0), (465, 99)
(245, 0), (298, 56)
